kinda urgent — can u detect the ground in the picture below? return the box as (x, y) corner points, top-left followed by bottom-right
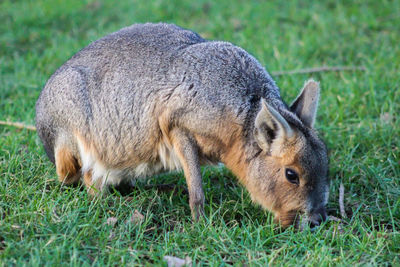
(0, 0), (399, 265)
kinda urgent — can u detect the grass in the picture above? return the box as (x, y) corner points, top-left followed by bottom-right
(0, 0), (399, 265)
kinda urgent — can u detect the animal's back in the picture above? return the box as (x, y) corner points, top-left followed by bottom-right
(36, 23), (283, 186)
(36, 24), (202, 161)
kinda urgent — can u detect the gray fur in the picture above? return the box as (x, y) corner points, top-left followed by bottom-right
(36, 23), (329, 226)
(290, 80), (320, 128)
(254, 99), (294, 152)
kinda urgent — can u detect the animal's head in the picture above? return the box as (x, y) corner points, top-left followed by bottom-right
(247, 80), (329, 228)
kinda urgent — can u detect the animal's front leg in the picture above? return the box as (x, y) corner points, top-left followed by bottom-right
(170, 128), (205, 221)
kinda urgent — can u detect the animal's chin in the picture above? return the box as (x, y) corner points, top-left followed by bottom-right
(275, 210), (325, 230)
(276, 212), (326, 230)
(298, 214), (327, 231)
(274, 210), (302, 229)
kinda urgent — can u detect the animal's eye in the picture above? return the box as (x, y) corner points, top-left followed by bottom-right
(285, 168), (299, 185)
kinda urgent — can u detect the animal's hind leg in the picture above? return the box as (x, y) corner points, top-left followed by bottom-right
(55, 146), (81, 185)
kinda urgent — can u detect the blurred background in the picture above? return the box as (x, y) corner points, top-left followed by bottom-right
(1, 0), (399, 121)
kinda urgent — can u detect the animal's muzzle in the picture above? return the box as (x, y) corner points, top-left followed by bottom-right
(308, 206), (327, 228)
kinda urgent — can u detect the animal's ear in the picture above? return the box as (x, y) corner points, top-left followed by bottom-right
(290, 79), (320, 128)
(254, 99), (294, 151)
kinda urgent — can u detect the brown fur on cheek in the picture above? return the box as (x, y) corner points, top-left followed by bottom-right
(250, 153), (308, 226)
(271, 176), (308, 216)
(270, 136), (309, 214)
(240, 141), (309, 227)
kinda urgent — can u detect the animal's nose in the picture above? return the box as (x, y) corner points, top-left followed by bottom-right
(309, 206), (327, 228)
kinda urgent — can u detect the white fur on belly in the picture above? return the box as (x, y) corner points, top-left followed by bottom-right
(158, 142), (181, 171)
(76, 138), (182, 189)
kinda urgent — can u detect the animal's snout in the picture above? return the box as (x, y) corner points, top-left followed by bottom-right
(308, 206), (327, 228)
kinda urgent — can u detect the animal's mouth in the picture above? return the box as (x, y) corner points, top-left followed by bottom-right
(274, 210), (301, 229)
(276, 208), (328, 230)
